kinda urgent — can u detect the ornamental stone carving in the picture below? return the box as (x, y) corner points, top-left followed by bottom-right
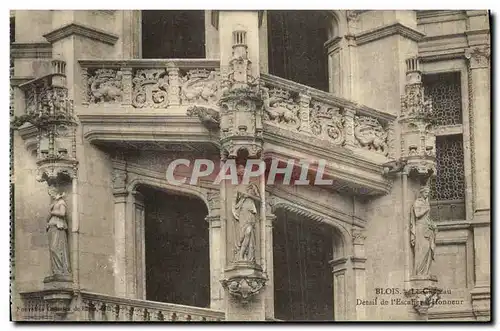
(353, 115), (388, 155)
(88, 69), (122, 103)
(186, 105), (220, 130)
(404, 285), (442, 315)
(351, 228), (367, 245)
(465, 45), (490, 69)
(310, 101), (345, 146)
(398, 57), (436, 179)
(410, 185), (437, 276)
(132, 69), (169, 108)
(111, 168), (127, 192)
(221, 276), (266, 301)
(232, 168), (261, 263)
(262, 87), (300, 128)
(180, 69), (219, 105)
(46, 185), (72, 279)
(207, 190), (220, 212)
(401, 82), (433, 118)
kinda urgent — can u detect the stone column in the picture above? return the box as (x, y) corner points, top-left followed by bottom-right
(206, 189), (223, 310)
(132, 191), (146, 300)
(465, 46), (491, 216)
(207, 214), (223, 310)
(465, 45), (491, 320)
(112, 168), (128, 298)
(264, 212), (276, 320)
(351, 229), (367, 321)
(330, 258), (348, 320)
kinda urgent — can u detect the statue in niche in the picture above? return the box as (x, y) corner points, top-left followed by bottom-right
(46, 185), (72, 277)
(410, 185), (437, 276)
(232, 164), (261, 263)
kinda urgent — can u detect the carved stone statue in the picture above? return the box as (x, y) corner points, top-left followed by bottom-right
(410, 185), (437, 276)
(232, 165), (261, 263)
(46, 186), (71, 277)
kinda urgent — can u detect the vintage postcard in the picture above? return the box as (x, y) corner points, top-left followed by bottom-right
(9, 9), (491, 322)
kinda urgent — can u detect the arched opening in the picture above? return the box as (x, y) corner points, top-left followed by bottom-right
(273, 208), (335, 320)
(267, 10), (331, 92)
(141, 10), (206, 59)
(138, 185), (210, 308)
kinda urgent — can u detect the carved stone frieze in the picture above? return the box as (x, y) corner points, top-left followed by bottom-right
(132, 69), (169, 108)
(310, 101), (345, 146)
(353, 116), (388, 155)
(262, 87), (300, 128)
(88, 69), (122, 103)
(180, 69), (219, 105)
(465, 45), (490, 69)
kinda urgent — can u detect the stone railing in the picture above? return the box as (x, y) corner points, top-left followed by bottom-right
(78, 292), (225, 321)
(79, 59), (221, 110)
(19, 291), (225, 322)
(260, 73), (396, 158)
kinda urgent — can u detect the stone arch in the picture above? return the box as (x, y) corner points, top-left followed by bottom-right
(126, 175), (213, 215)
(326, 10), (346, 38)
(126, 174), (213, 308)
(271, 201), (351, 256)
(270, 198), (354, 321)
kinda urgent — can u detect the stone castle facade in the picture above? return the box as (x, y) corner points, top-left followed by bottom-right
(10, 10), (490, 321)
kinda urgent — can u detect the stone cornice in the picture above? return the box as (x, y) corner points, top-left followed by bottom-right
(428, 308), (476, 320)
(418, 31), (489, 62)
(354, 22), (426, 46)
(263, 126), (392, 196)
(417, 10), (466, 24)
(79, 112), (219, 146)
(10, 42), (52, 59)
(43, 23), (119, 45)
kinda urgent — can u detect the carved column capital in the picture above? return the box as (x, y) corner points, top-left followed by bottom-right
(351, 228), (367, 245)
(465, 45), (490, 69)
(205, 215), (221, 228)
(111, 168), (127, 195)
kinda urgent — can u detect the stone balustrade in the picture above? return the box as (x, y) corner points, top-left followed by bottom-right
(79, 59), (221, 109)
(260, 73), (396, 158)
(20, 291), (225, 322)
(77, 60), (396, 159)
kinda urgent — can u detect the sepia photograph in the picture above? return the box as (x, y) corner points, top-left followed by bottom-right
(8, 8), (492, 322)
